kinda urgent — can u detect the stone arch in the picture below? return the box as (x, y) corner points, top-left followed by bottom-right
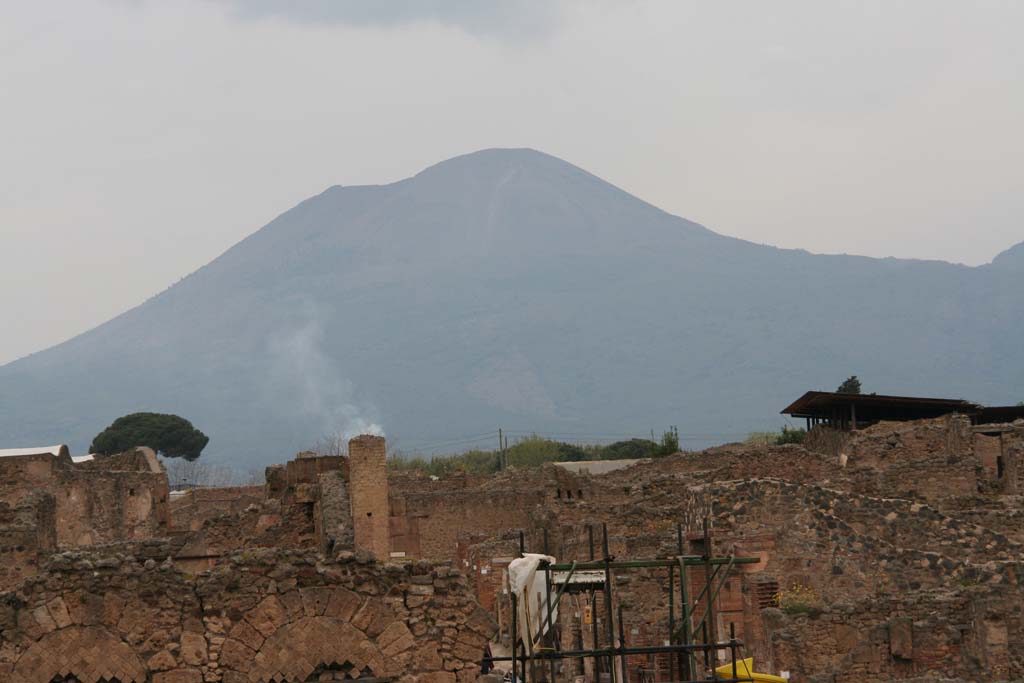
(247, 616), (388, 683)
(13, 625), (146, 683)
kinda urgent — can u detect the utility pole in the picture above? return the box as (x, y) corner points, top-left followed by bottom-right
(499, 428), (505, 470)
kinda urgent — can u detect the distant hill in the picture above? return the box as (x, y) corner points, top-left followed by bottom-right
(1, 149), (1021, 468)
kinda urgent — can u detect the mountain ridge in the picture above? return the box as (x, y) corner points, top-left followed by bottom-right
(1, 148), (1021, 466)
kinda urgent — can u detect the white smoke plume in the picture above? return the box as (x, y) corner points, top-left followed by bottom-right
(266, 309), (384, 441)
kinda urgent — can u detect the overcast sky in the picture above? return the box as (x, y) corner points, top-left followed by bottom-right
(2, 1), (1022, 365)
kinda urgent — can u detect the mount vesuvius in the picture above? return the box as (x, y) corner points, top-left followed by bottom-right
(2, 149), (1021, 467)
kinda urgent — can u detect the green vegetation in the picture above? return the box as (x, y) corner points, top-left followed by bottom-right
(390, 430), (682, 477)
(745, 426), (807, 447)
(836, 375), (862, 394)
(90, 412), (209, 461)
(775, 582), (821, 615)
(777, 426), (807, 444)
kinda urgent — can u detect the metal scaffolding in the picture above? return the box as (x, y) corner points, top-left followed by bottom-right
(485, 519), (759, 683)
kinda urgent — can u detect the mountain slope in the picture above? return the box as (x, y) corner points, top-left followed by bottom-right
(2, 149), (1022, 466)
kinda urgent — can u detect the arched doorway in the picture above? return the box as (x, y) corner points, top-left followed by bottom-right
(247, 617), (390, 683)
(14, 625), (146, 683)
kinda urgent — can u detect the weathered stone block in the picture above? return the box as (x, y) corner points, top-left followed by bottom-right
(419, 672), (457, 683)
(889, 617), (913, 660)
(378, 621), (416, 657)
(245, 595), (288, 637)
(300, 586), (332, 616)
(228, 618), (264, 651)
(154, 670), (203, 683)
(180, 631), (208, 666)
(147, 649), (178, 671)
(324, 586), (362, 621)
(219, 638), (256, 673)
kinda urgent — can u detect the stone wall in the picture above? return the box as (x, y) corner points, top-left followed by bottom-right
(767, 586), (1024, 681)
(0, 492), (56, 591)
(0, 448), (168, 583)
(168, 486), (265, 532)
(389, 465), (590, 561)
(51, 462), (169, 546)
(317, 469), (354, 555)
(0, 453), (56, 505)
(0, 549), (496, 683)
(841, 415), (978, 501)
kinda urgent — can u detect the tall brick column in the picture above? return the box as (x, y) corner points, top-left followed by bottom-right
(348, 435), (390, 559)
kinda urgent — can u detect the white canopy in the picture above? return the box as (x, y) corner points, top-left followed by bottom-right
(0, 444), (68, 459)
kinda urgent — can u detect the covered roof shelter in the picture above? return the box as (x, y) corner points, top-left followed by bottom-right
(781, 391), (983, 431)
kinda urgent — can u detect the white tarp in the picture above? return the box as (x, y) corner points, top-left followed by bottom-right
(508, 553), (557, 654)
(0, 445), (67, 459)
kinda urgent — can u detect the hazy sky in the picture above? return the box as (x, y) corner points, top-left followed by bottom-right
(2, 1), (1022, 365)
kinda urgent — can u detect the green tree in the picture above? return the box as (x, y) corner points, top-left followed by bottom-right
(836, 376), (862, 394)
(90, 412), (210, 461)
(506, 435), (585, 467)
(598, 438), (659, 460)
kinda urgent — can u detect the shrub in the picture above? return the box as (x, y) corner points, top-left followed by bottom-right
(746, 427), (807, 447)
(775, 582), (821, 615)
(657, 426), (680, 456)
(388, 428), (683, 476)
(777, 426), (807, 445)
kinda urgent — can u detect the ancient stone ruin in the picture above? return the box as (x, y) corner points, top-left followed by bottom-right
(2, 418), (1024, 681)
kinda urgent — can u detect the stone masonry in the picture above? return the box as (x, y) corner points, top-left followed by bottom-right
(3, 418), (1024, 681)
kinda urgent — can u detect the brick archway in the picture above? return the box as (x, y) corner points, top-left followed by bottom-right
(13, 625), (146, 683)
(248, 617), (388, 683)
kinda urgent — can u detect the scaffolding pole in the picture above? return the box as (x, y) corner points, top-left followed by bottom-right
(494, 517), (756, 683)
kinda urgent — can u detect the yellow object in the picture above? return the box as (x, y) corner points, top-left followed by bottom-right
(714, 657), (788, 682)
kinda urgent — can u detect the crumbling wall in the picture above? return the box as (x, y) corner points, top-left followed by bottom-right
(168, 485), (265, 532)
(390, 465), (590, 561)
(768, 587), (1024, 681)
(317, 469), (354, 554)
(392, 489), (541, 560)
(0, 492), (56, 591)
(0, 549), (496, 683)
(0, 453), (56, 505)
(51, 465), (169, 546)
(0, 448), (168, 553)
(842, 415), (978, 500)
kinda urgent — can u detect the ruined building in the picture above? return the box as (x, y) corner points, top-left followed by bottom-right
(2, 417), (1024, 681)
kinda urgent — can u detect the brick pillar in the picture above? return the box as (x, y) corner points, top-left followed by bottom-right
(348, 434), (389, 560)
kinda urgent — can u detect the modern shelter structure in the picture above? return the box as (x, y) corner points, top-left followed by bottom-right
(782, 391), (1024, 431)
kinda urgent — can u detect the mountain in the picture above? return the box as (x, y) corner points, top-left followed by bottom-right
(1, 149), (1022, 467)
(991, 241), (1024, 270)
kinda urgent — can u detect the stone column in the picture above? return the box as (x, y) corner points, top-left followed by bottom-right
(348, 435), (390, 559)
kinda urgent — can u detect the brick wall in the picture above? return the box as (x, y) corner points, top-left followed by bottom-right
(349, 435), (389, 559)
